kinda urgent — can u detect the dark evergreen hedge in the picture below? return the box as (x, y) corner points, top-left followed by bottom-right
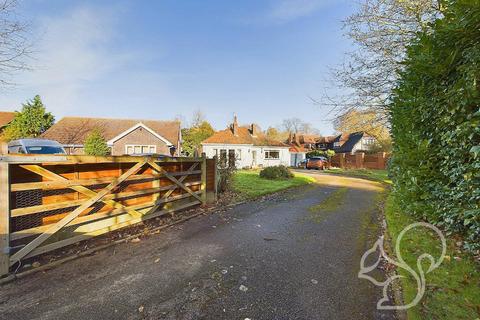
(390, 1), (480, 251)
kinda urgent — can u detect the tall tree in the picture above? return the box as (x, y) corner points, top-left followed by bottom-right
(182, 121), (215, 156)
(84, 128), (109, 156)
(281, 118), (319, 135)
(0, 0), (32, 86)
(190, 109), (206, 128)
(281, 118), (303, 133)
(334, 109), (391, 150)
(2, 95), (54, 141)
(319, 0), (443, 124)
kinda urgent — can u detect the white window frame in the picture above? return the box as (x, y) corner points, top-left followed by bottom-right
(264, 150), (280, 160)
(125, 144), (157, 155)
(363, 138), (375, 145)
(334, 142), (340, 148)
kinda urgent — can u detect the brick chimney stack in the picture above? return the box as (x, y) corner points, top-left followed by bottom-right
(231, 114), (238, 136)
(250, 123), (258, 136)
(294, 133), (300, 145)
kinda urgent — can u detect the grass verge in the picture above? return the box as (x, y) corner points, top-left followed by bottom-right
(324, 168), (391, 184)
(233, 170), (315, 200)
(385, 194), (480, 319)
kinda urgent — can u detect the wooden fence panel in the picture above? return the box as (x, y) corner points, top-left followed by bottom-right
(0, 155), (215, 276)
(329, 152), (388, 170)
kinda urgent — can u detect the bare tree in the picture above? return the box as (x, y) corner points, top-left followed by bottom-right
(0, 0), (32, 86)
(299, 122), (320, 135)
(190, 109), (206, 128)
(281, 118), (319, 135)
(317, 0), (443, 123)
(281, 118), (303, 133)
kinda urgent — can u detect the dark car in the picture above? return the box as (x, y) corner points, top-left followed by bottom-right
(306, 156), (328, 170)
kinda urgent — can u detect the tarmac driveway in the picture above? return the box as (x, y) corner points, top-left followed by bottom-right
(0, 173), (396, 320)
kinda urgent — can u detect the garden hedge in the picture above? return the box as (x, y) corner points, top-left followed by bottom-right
(389, 1), (480, 251)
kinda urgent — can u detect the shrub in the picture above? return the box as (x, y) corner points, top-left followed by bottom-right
(389, 1), (480, 251)
(84, 129), (110, 156)
(259, 165), (294, 180)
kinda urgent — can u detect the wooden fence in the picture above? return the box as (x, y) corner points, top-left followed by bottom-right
(330, 152), (389, 170)
(0, 154), (217, 277)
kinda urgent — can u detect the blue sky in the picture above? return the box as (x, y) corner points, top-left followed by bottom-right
(0, 0), (355, 135)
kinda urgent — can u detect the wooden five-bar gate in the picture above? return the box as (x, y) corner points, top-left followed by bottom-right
(0, 154), (217, 277)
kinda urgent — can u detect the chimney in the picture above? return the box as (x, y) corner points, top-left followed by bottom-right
(294, 133), (300, 145)
(250, 123), (258, 136)
(288, 132), (293, 144)
(231, 114), (238, 136)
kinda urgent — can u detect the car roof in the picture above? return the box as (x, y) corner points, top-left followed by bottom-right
(8, 139), (63, 147)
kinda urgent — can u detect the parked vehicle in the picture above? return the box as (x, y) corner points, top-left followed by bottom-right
(297, 159), (308, 168)
(8, 139), (66, 155)
(306, 156), (328, 170)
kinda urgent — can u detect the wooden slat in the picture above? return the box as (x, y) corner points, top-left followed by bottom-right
(9, 161), (147, 263)
(147, 161), (202, 202)
(19, 200), (201, 261)
(11, 191), (202, 241)
(0, 163), (10, 276)
(18, 164), (146, 220)
(0, 155), (203, 164)
(11, 170), (202, 191)
(201, 155), (207, 204)
(149, 162), (199, 214)
(11, 181), (202, 217)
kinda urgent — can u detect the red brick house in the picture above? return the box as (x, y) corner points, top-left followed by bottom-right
(42, 117), (181, 156)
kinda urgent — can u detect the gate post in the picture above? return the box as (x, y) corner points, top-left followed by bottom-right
(339, 153), (346, 168)
(201, 153), (207, 205)
(0, 162), (10, 277)
(355, 152), (365, 169)
(213, 155), (218, 202)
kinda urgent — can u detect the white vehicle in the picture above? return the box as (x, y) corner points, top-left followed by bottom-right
(8, 139), (66, 155)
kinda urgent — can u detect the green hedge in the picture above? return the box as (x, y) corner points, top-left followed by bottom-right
(390, 1), (480, 251)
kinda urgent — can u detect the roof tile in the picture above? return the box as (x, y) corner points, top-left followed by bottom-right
(41, 117), (180, 146)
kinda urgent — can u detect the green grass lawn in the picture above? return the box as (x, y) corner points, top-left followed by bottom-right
(385, 194), (480, 319)
(324, 168), (392, 184)
(232, 170), (315, 200)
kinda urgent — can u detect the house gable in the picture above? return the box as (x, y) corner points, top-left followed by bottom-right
(106, 122), (173, 146)
(111, 125), (172, 155)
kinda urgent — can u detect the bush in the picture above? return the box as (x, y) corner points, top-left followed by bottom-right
(389, 1), (480, 251)
(259, 165), (294, 180)
(84, 129), (110, 156)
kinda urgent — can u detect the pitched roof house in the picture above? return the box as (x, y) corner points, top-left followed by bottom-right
(0, 111), (15, 130)
(202, 116), (290, 168)
(316, 132), (377, 154)
(42, 117), (181, 156)
(286, 133), (320, 166)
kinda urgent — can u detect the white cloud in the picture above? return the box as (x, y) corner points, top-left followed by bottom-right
(268, 0), (333, 21)
(0, 4), (135, 114)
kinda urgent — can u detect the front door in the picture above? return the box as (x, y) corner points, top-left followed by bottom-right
(252, 150), (257, 167)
